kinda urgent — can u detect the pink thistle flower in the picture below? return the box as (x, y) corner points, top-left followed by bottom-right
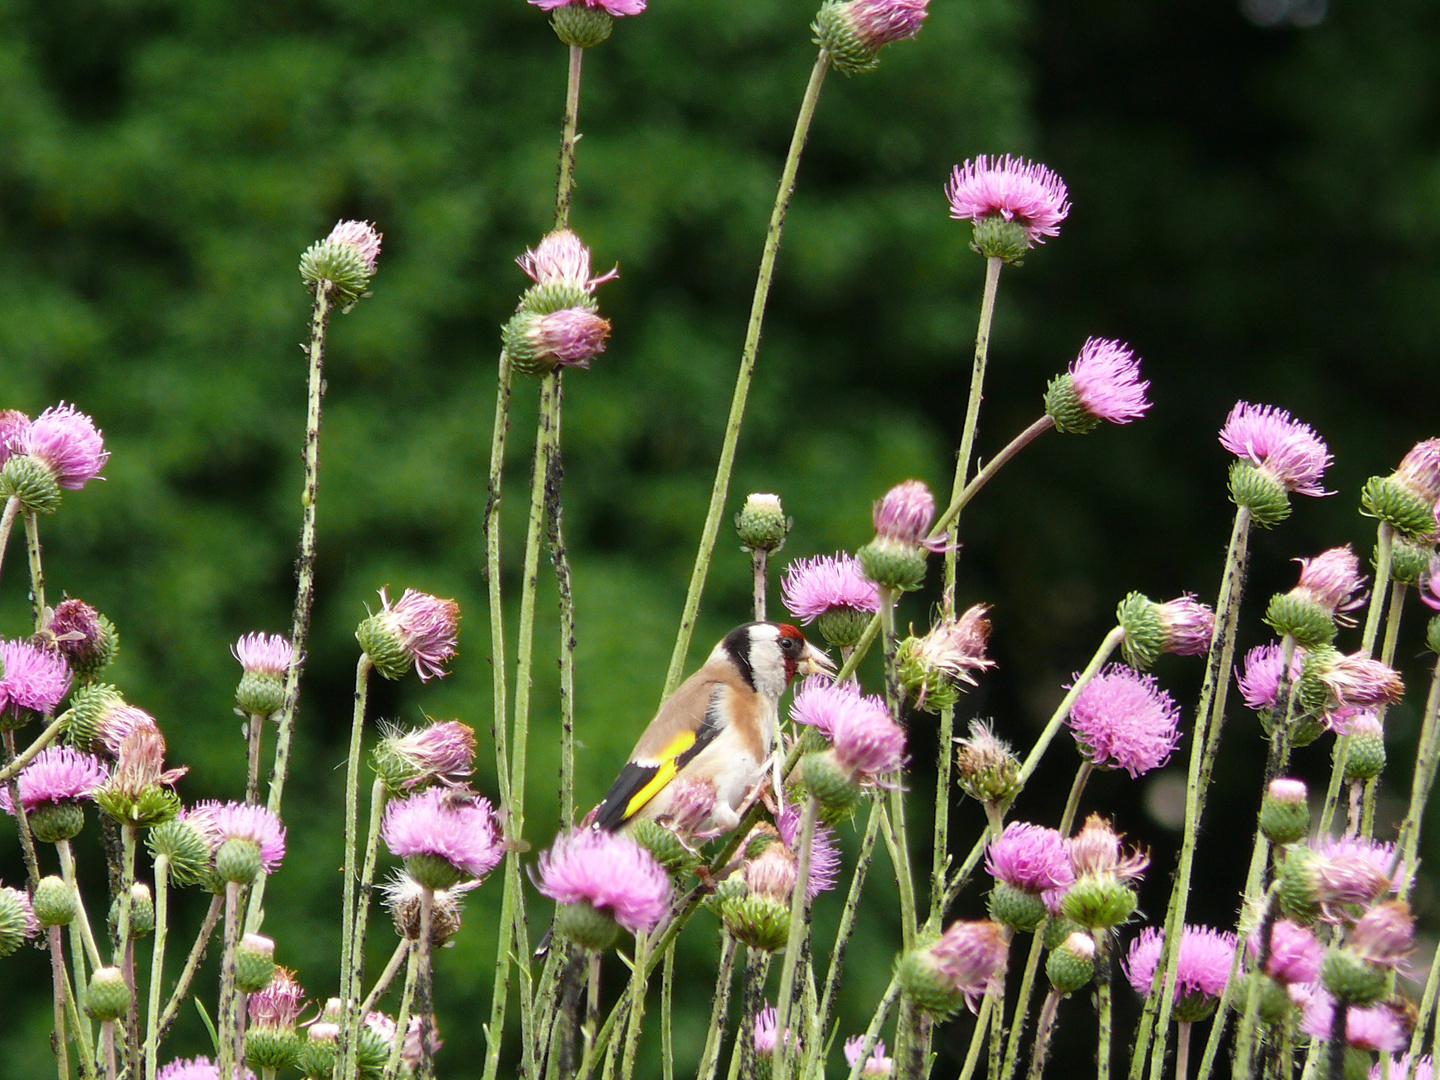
(212, 802), (286, 872)
(1067, 338), (1150, 424)
(906, 604), (996, 690)
(529, 307), (611, 369)
(985, 822), (1074, 898)
(871, 479), (948, 552)
(1348, 900), (1415, 970)
(365, 587), (460, 681)
(844, 1036), (895, 1077)
(516, 229), (618, 293)
(529, 0), (645, 15)
(2, 745), (107, 813)
(1301, 992), (1408, 1051)
(790, 677), (873, 739)
(777, 800), (841, 900)
(1394, 439), (1440, 505)
(1297, 837), (1402, 921)
(945, 155), (1070, 245)
(1315, 652), (1404, 711)
(825, 693), (906, 782)
(0, 410), (29, 466)
(156, 1058), (255, 1080)
(537, 828), (672, 935)
(17, 403), (110, 490)
(326, 220), (382, 275)
(1066, 664), (1181, 777)
(1291, 546), (1367, 622)
(0, 638), (72, 719)
(781, 553), (881, 623)
(1371, 1057), (1434, 1080)
(232, 633), (294, 678)
(1218, 402), (1332, 497)
(655, 777), (720, 838)
(841, 0), (928, 49)
(381, 787), (502, 881)
(1248, 918), (1323, 986)
(1236, 642), (1304, 712)
(929, 919), (1010, 1010)
(752, 1004), (799, 1055)
(45, 599), (113, 674)
(248, 967), (305, 1029)
(379, 720), (477, 789)
(1422, 555), (1440, 612)
(1122, 925), (1236, 1003)
(1155, 595), (1215, 656)
(1067, 815), (1150, 882)
(95, 702), (161, 757)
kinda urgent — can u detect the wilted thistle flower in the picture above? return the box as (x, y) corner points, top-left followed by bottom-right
(371, 719), (477, 795)
(1312, 651), (1404, 712)
(245, 967), (305, 1074)
(537, 828), (671, 950)
(953, 720), (1022, 814)
(780, 552), (880, 650)
(0, 402), (109, 514)
(382, 871), (477, 947)
(0, 638), (72, 728)
(65, 683), (161, 757)
(381, 787), (503, 891)
(516, 228), (617, 313)
(299, 219), (382, 308)
(1115, 592), (1214, 670)
(44, 598), (119, 679)
(1044, 338), (1151, 434)
(1219, 401), (1332, 527)
(844, 1036), (895, 1077)
(946, 154), (1070, 262)
(95, 729), (185, 827)
(0, 745), (107, 843)
(1123, 925), (1236, 1022)
(356, 587), (460, 682)
(1264, 546), (1366, 649)
(812, 0), (928, 76)
(897, 919), (1009, 1018)
(1061, 815), (1149, 931)
(857, 479), (948, 592)
(0, 883), (38, 957)
(232, 633), (294, 717)
(1065, 664), (1181, 778)
(1361, 438), (1440, 541)
(0, 410), (28, 465)
(1279, 837), (1401, 924)
(985, 822), (1074, 932)
(894, 604), (995, 713)
(502, 306), (612, 376)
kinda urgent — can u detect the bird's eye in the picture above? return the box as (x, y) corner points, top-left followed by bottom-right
(781, 636), (799, 655)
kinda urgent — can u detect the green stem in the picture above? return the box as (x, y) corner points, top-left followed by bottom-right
(47, 923), (71, 1080)
(245, 710), (265, 806)
(414, 888), (437, 1080)
(1058, 760), (1094, 838)
(958, 996), (996, 1080)
(771, 795), (819, 1080)
(1019, 628), (1125, 788)
(155, 895), (223, 1044)
(843, 975), (901, 1080)
(554, 43), (583, 232)
(1396, 655), (1440, 899)
(1359, 579), (1407, 838)
(1231, 885), (1280, 1080)
(662, 48), (831, 697)
(661, 944), (675, 1080)
(217, 882), (241, 1080)
(384, 932), (421, 1080)
(361, 939), (410, 1016)
(1134, 506), (1252, 1080)
(752, 549), (768, 622)
(485, 350), (514, 810)
(56, 840), (102, 972)
(116, 826), (140, 1080)
(24, 509), (46, 630)
(1407, 930), (1440, 1075)
(697, 933), (738, 1080)
(1095, 934), (1113, 1080)
(345, 777), (388, 1077)
(0, 494), (18, 586)
(619, 932), (651, 1080)
(0, 712), (67, 784)
(54, 923), (96, 1079)
(2, 729), (41, 886)
(1175, 1021), (1191, 1080)
(876, 591), (917, 954)
(338, 654), (374, 1080)
(1026, 991), (1063, 1080)
(950, 254), (1004, 537)
(728, 948), (773, 1080)
(546, 376), (578, 832)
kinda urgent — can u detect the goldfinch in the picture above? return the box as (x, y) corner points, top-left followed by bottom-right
(591, 622), (834, 836)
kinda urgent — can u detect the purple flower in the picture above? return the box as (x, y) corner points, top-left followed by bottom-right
(1122, 925), (1235, 1003)
(929, 920), (1009, 1010)
(780, 553), (881, 623)
(232, 633), (294, 677)
(1066, 664), (1181, 777)
(0, 410), (29, 466)
(824, 691), (906, 782)
(517, 229), (618, 293)
(1314, 652), (1404, 711)
(777, 800), (840, 901)
(366, 588), (460, 681)
(529, 0), (646, 14)
(945, 155), (1070, 245)
(1291, 546), (1366, 621)
(537, 829), (671, 934)
(1067, 815), (1150, 882)
(871, 479), (947, 551)
(905, 604), (996, 689)
(1300, 992), (1408, 1052)
(17, 403), (109, 490)
(1248, 918), (1323, 986)
(1154, 595), (1214, 656)
(986, 822), (1074, 898)
(751, 1004), (798, 1055)
(379, 720), (477, 789)
(527, 307), (611, 369)
(95, 702), (161, 757)
(381, 788), (502, 881)
(790, 677), (871, 738)
(2, 746), (107, 813)
(156, 1058), (255, 1080)
(840, 0), (928, 49)
(46, 599), (112, 674)
(1371, 1057), (1434, 1080)
(1236, 642), (1303, 712)
(844, 1036), (895, 1077)
(1219, 402), (1331, 497)
(0, 638), (72, 719)
(1348, 900), (1415, 970)
(1068, 338), (1150, 424)
(248, 967), (305, 1030)
(1394, 439), (1440, 505)
(212, 802), (287, 873)
(1297, 837), (1402, 921)
(326, 220), (382, 275)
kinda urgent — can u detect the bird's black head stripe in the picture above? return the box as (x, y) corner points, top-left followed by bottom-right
(721, 623), (757, 690)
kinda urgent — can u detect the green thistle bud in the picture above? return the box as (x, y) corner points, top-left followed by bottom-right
(550, 3), (614, 47)
(719, 893), (791, 953)
(1116, 592), (1166, 670)
(108, 883), (154, 939)
(354, 1020), (391, 1080)
(1388, 537), (1434, 586)
(987, 882), (1047, 934)
(894, 948), (967, 1020)
(28, 801), (86, 844)
(555, 900), (621, 952)
(246, 1027), (301, 1073)
(734, 493), (791, 554)
(1045, 932), (1096, 995)
(815, 605), (873, 650)
(297, 1034), (337, 1080)
(857, 537), (928, 593)
(236, 671), (285, 717)
(894, 636), (959, 714)
(1255, 973), (1295, 1025)
(1229, 462), (1292, 528)
(85, 966), (130, 1021)
(1361, 475), (1437, 541)
(299, 222), (380, 310)
(1043, 915), (1084, 951)
(0, 888), (35, 956)
(33, 876), (77, 927)
(355, 614), (413, 682)
(970, 216), (1033, 264)
(405, 852), (464, 892)
(800, 751), (862, 824)
(148, 817), (213, 888)
(235, 933), (276, 994)
(1320, 948), (1388, 1006)
(216, 837), (262, 885)
(64, 682), (124, 755)
(1339, 718), (1386, 782)
(1174, 990), (1220, 1024)
(1259, 779), (1311, 846)
(1276, 848), (1320, 925)
(1044, 372), (1103, 435)
(1061, 877), (1137, 931)
(0, 454), (62, 515)
(630, 820), (700, 877)
(954, 721), (1022, 813)
(1263, 593), (1337, 649)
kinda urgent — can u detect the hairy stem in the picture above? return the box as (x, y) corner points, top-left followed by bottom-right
(771, 795), (819, 1080)
(2, 729), (41, 886)
(217, 882), (242, 1080)
(344, 777), (389, 1077)
(697, 933), (739, 1080)
(0, 494), (18, 586)
(619, 931), (652, 1080)
(24, 509), (46, 629)
(156, 895), (223, 1043)
(338, 654), (374, 1079)
(0, 713), (67, 785)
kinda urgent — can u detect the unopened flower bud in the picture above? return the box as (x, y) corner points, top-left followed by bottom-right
(556, 900), (622, 952)
(719, 892), (791, 953)
(812, 0), (928, 77)
(0, 886), (37, 956)
(299, 220), (382, 308)
(735, 493), (791, 554)
(1362, 439), (1440, 541)
(1046, 931), (1096, 995)
(33, 876), (77, 927)
(108, 882), (154, 939)
(858, 480), (946, 592)
(233, 633), (293, 717)
(1389, 537), (1434, 586)
(1339, 713), (1386, 781)
(86, 966), (130, 1021)
(1260, 778), (1311, 846)
(1320, 947), (1389, 1007)
(800, 751), (862, 824)
(630, 819), (701, 876)
(147, 815), (215, 888)
(953, 721), (1021, 811)
(235, 933), (277, 994)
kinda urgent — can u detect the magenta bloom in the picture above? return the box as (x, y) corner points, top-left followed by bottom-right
(212, 802), (287, 873)
(156, 1058), (255, 1080)
(95, 702), (161, 757)
(872, 479), (947, 551)
(1067, 815), (1150, 882)
(751, 1004), (798, 1055)
(368, 587), (460, 681)
(790, 677), (875, 739)
(1123, 925), (1235, 1003)
(1291, 546), (1366, 621)
(327, 220), (382, 275)
(1348, 900), (1415, 970)
(16, 403), (109, 490)
(1066, 665), (1181, 777)
(530, 308), (611, 368)
(3, 746), (107, 813)
(1248, 918), (1323, 986)
(0, 410), (29, 466)
(249, 968), (306, 1029)
(1236, 642), (1304, 712)
(777, 800), (840, 901)
(1315, 652), (1404, 711)
(1371, 1057), (1434, 1080)
(517, 229), (618, 292)
(781, 553), (881, 623)
(1219, 402), (1331, 497)
(529, 0), (645, 14)
(0, 638), (72, 718)
(945, 155), (1070, 245)
(381, 720), (477, 788)
(1299, 837), (1402, 920)
(1301, 992), (1407, 1051)
(1068, 338), (1150, 424)
(844, 1036), (895, 1078)
(381, 788), (502, 881)
(1154, 595), (1214, 656)
(985, 822), (1073, 898)
(825, 692), (906, 781)
(536, 829), (671, 934)
(232, 633), (294, 677)
(929, 920), (1009, 1010)
(841, 0), (928, 48)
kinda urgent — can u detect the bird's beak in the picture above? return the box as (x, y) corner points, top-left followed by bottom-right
(798, 641), (837, 678)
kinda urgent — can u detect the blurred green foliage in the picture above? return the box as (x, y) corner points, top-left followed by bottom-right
(2, 0), (1440, 1075)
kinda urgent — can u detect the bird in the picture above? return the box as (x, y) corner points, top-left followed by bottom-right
(590, 621), (834, 837)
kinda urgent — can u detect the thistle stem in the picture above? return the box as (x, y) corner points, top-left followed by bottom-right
(217, 882), (242, 1080)
(385, 930), (421, 1080)
(361, 939), (411, 1015)
(662, 48), (831, 696)
(2, 729), (41, 886)
(771, 795), (819, 1080)
(697, 933), (739, 1080)
(1026, 990), (1063, 1080)
(155, 894), (223, 1043)
(1019, 628), (1125, 789)
(728, 948), (772, 1080)
(554, 43), (583, 232)
(144, 855), (170, 1078)
(0, 494), (18, 586)
(1095, 934), (1113, 1080)
(345, 777), (389, 1077)
(24, 508), (47, 629)
(414, 888), (437, 1079)
(1175, 1021), (1192, 1080)
(546, 376), (578, 832)
(116, 825), (140, 1080)
(619, 931), (651, 1080)
(661, 943), (675, 1080)
(485, 350), (514, 813)
(57, 838), (103, 972)
(959, 996), (996, 1080)
(876, 590), (917, 954)
(0, 713), (67, 784)
(1359, 579), (1407, 838)
(1135, 506), (1252, 1080)
(338, 654), (374, 1079)
(245, 711), (266, 806)
(47, 924), (71, 1080)
(752, 549), (768, 622)
(1396, 654), (1440, 898)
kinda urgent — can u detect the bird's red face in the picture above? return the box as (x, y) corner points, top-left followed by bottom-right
(775, 623), (833, 683)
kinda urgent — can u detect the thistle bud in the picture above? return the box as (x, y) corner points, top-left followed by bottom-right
(235, 933), (277, 994)
(953, 721), (1021, 812)
(148, 814), (216, 888)
(1361, 438), (1440, 542)
(85, 966), (130, 1021)
(800, 751), (862, 824)
(232, 633), (293, 717)
(1116, 592), (1214, 670)
(0, 886), (37, 956)
(45, 599), (119, 680)
(735, 493), (791, 554)
(858, 480), (946, 592)
(299, 220), (382, 309)
(1046, 931), (1096, 995)
(812, 0), (928, 77)
(33, 876), (77, 927)
(1339, 712), (1386, 782)
(718, 892), (791, 953)
(550, 4), (614, 47)
(1259, 778), (1311, 846)
(501, 306), (611, 377)
(1389, 537), (1434, 586)
(355, 588), (460, 683)
(630, 819), (701, 876)
(108, 882), (154, 939)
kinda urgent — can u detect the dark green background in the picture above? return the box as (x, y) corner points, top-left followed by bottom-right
(3, 0), (1439, 1074)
